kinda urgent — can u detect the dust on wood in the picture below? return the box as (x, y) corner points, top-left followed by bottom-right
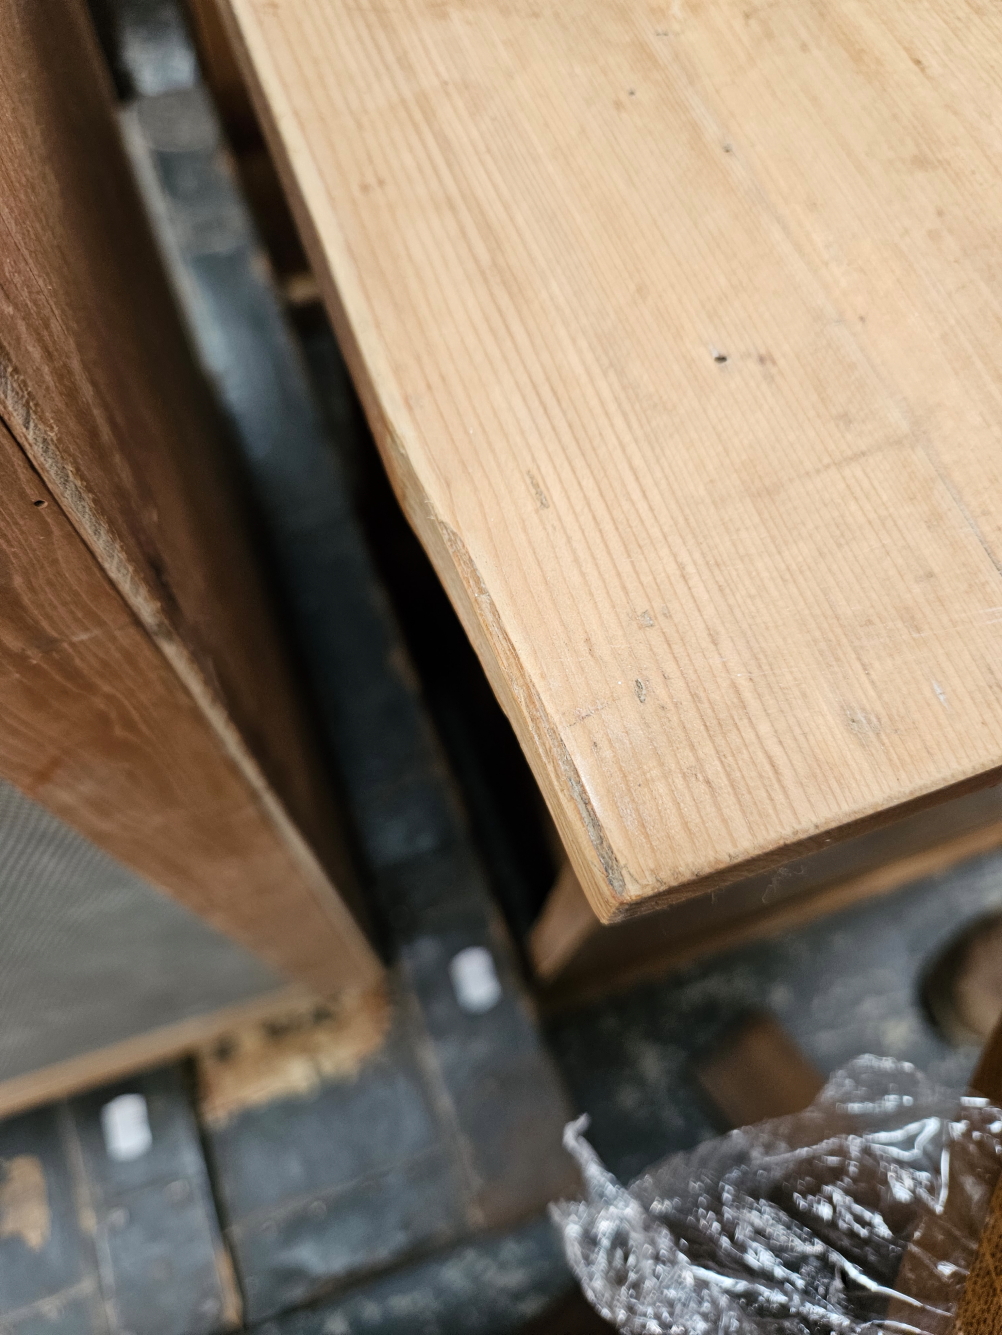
(197, 983), (392, 1126)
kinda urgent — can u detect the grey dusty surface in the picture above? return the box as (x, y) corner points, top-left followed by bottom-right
(0, 1067), (234, 1335)
(1, 850), (998, 1331)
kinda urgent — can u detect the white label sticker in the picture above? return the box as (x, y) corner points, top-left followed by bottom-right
(100, 1093), (152, 1162)
(449, 946), (502, 1014)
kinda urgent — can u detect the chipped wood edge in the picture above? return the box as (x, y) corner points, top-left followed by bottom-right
(196, 980), (392, 1127)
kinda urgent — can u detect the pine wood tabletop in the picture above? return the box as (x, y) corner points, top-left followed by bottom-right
(220, 0), (1002, 922)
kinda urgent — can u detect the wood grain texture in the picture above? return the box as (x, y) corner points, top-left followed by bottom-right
(219, 0), (1002, 922)
(0, 418), (376, 993)
(0, 0), (379, 995)
(953, 1202), (1002, 1335)
(534, 783), (1002, 999)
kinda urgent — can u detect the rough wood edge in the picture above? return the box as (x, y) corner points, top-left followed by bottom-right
(537, 819), (1002, 1010)
(195, 981), (391, 1127)
(209, 0), (639, 919)
(0, 985), (310, 1121)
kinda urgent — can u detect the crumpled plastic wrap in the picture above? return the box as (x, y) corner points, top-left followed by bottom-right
(552, 1056), (1002, 1334)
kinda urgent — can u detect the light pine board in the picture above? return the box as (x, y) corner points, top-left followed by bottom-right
(220, 0), (1002, 921)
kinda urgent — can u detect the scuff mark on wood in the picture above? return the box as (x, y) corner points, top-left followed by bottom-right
(526, 471), (550, 509)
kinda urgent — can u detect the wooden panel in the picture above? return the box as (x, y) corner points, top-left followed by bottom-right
(0, 417), (375, 993)
(533, 783), (1002, 1000)
(952, 1202), (1002, 1335)
(0, 981), (392, 1123)
(0, 0), (379, 996)
(217, 0), (1002, 925)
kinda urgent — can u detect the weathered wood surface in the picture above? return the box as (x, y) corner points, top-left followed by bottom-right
(219, 0), (1002, 923)
(0, 0), (379, 995)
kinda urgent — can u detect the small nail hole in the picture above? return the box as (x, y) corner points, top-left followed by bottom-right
(33, 499), (47, 508)
(713, 352), (728, 364)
